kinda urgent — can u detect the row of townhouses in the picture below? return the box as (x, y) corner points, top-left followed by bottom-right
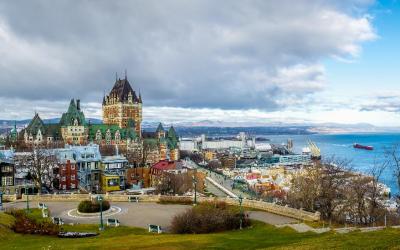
(0, 144), (188, 195)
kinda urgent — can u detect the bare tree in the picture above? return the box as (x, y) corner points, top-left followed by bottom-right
(154, 171), (205, 195)
(385, 144), (400, 197)
(18, 145), (58, 193)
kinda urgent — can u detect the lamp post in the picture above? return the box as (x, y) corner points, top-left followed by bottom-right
(238, 194), (243, 230)
(25, 183), (30, 213)
(97, 196), (104, 231)
(0, 191), (3, 211)
(192, 174), (197, 205)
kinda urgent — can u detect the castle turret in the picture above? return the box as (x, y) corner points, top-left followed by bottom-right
(102, 73), (142, 136)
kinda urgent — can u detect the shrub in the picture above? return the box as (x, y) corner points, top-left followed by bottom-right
(8, 209), (59, 235)
(171, 201), (251, 234)
(158, 196), (193, 205)
(78, 200), (110, 213)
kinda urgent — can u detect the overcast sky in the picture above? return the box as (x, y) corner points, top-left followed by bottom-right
(0, 0), (399, 126)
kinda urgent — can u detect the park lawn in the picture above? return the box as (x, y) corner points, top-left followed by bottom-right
(1, 213), (400, 250)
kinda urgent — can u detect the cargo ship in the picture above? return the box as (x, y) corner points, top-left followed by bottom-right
(353, 143), (373, 150)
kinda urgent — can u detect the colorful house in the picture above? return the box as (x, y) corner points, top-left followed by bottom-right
(101, 173), (120, 192)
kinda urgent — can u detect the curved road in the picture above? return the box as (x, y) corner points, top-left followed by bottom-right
(4, 201), (297, 230)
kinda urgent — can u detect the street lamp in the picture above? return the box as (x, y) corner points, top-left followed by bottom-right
(97, 196), (104, 231)
(192, 174), (197, 205)
(238, 194), (243, 230)
(0, 191), (3, 211)
(25, 183), (30, 213)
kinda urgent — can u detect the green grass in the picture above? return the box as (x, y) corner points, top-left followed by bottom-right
(2, 212), (400, 249)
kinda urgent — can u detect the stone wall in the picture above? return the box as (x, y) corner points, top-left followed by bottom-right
(2, 194), (18, 202)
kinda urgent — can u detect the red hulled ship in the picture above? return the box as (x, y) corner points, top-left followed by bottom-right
(353, 143), (373, 150)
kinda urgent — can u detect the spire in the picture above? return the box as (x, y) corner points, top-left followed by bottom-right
(156, 123), (164, 133)
(115, 72), (118, 82)
(125, 69), (127, 80)
(138, 89), (142, 103)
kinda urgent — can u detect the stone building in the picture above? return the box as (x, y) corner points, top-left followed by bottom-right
(22, 113), (62, 145)
(142, 123), (180, 165)
(59, 99), (88, 145)
(102, 74), (142, 136)
(0, 150), (15, 193)
(20, 73), (179, 167)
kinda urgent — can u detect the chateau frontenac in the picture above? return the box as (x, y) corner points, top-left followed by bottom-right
(20, 74), (180, 163)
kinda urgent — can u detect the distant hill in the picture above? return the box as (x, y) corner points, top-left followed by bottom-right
(2, 118), (400, 137)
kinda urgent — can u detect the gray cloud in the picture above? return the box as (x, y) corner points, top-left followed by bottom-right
(360, 94), (400, 113)
(0, 0), (375, 116)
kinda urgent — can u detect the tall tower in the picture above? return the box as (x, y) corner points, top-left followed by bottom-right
(102, 73), (142, 136)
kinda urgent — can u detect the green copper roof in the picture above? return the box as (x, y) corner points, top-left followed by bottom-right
(59, 99), (87, 127)
(156, 123), (164, 133)
(26, 113), (45, 136)
(89, 124), (138, 140)
(143, 138), (159, 150)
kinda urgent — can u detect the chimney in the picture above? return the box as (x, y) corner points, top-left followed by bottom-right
(77, 99), (80, 110)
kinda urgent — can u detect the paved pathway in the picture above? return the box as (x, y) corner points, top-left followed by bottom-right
(205, 178), (227, 197)
(197, 166), (251, 198)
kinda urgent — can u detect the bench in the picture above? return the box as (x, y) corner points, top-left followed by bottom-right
(148, 224), (162, 234)
(128, 196), (139, 203)
(52, 217), (64, 225)
(107, 218), (120, 227)
(38, 203), (48, 209)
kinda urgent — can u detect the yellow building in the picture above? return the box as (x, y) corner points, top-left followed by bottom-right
(204, 150), (216, 161)
(101, 173), (120, 192)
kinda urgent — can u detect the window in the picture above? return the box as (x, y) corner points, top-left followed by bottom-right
(62, 165), (66, 171)
(63, 185), (66, 190)
(2, 176), (13, 186)
(71, 165), (75, 170)
(71, 175), (75, 181)
(71, 183), (76, 189)
(62, 176), (66, 181)
(1, 166), (13, 173)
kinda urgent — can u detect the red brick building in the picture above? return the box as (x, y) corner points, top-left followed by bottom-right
(58, 159), (78, 190)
